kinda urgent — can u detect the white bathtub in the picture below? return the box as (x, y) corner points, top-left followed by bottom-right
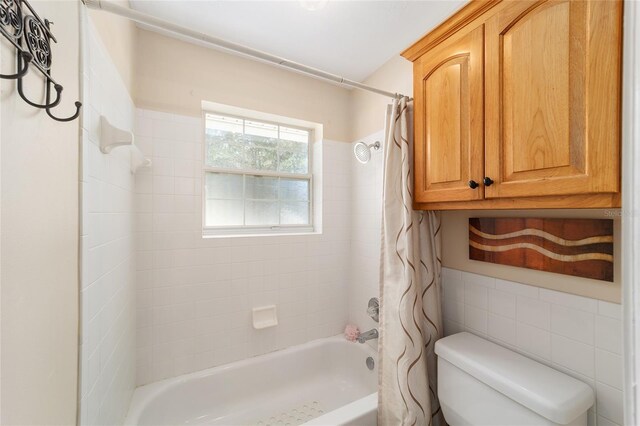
(125, 336), (378, 425)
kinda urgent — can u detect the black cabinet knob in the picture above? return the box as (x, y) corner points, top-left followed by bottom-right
(483, 177), (494, 186)
(468, 180), (479, 189)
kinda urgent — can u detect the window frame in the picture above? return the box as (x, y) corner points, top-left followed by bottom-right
(201, 110), (314, 237)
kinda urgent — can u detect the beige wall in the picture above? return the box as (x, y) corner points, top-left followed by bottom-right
(88, 0), (136, 93)
(134, 29), (352, 142)
(0, 1), (80, 424)
(349, 55), (413, 141)
(442, 209), (622, 303)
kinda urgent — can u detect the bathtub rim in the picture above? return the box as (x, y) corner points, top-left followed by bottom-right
(125, 334), (377, 425)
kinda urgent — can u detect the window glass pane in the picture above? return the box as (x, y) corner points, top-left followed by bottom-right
(245, 133), (278, 150)
(245, 134), (278, 172)
(279, 130), (308, 174)
(206, 114), (243, 134)
(245, 200), (279, 225)
(205, 113), (309, 174)
(205, 173), (243, 199)
(280, 127), (309, 143)
(279, 149), (308, 174)
(203, 112), (313, 231)
(279, 138), (308, 154)
(205, 133), (246, 169)
(280, 201), (309, 225)
(245, 120), (278, 138)
(279, 178), (309, 201)
(246, 176), (278, 200)
(205, 199), (244, 226)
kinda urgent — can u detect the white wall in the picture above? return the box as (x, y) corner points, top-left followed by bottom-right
(0, 1), (80, 423)
(621, 2), (640, 424)
(134, 108), (350, 385)
(78, 12), (137, 425)
(348, 131), (384, 338)
(442, 268), (623, 426)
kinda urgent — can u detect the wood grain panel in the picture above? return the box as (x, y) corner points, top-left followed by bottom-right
(426, 56), (465, 184)
(505, 1), (570, 173)
(469, 217), (614, 281)
(587, 0), (623, 193)
(413, 192), (621, 211)
(484, 0), (622, 199)
(413, 24), (484, 203)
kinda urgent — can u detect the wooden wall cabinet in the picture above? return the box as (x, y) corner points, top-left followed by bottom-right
(414, 25), (485, 202)
(403, 0), (623, 210)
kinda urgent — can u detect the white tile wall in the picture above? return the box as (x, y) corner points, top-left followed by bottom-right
(79, 12), (136, 426)
(134, 109), (351, 385)
(442, 268), (624, 426)
(348, 131), (384, 342)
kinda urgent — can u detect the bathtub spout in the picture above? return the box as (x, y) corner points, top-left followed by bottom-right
(357, 328), (378, 343)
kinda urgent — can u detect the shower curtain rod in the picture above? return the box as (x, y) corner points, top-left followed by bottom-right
(82, 0), (411, 100)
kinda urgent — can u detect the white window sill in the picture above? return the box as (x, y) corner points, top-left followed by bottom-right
(202, 227), (318, 239)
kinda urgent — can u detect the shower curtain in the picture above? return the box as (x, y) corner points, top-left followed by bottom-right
(378, 97), (444, 426)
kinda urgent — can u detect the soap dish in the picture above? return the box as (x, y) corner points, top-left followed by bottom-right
(252, 305), (278, 330)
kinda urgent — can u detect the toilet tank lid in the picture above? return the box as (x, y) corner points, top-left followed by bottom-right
(435, 332), (594, 424)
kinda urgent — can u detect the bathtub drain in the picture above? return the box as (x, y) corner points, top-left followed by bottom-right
(366, 356), (375, 370)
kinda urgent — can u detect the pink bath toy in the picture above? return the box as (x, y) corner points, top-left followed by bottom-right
(344, 324), (360, 342)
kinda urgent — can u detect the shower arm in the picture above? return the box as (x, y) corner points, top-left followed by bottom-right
(82, 0), (412, 101)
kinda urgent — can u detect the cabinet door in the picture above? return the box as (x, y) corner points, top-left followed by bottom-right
(485, 0), (622, 199)
(413, 25), (484, 203)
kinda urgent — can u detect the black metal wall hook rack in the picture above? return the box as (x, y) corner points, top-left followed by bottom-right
(0, 0), (82, 122)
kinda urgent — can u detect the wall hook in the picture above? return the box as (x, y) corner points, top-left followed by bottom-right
(46, 101), (82, 122)
(0, 50), (31, 79)
(17, 79), (62, 109)
(0, 0), (82, 122)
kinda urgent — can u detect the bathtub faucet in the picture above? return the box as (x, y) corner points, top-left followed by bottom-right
(357, 328), (379, 343)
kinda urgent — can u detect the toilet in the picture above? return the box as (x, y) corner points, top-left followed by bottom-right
(435, 332), (594, 426)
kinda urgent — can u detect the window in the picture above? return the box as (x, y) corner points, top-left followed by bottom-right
(203, 112), (313, 235)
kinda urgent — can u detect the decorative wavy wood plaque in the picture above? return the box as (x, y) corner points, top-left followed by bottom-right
(469, 218), (614, 282)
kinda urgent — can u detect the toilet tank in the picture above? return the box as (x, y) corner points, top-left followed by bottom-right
(435, 332), (594, 426)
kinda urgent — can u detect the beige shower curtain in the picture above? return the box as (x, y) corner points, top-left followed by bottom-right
(378, 97), (444, 426)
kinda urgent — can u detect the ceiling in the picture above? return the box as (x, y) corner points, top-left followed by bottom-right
(129, 0), (465, 82)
